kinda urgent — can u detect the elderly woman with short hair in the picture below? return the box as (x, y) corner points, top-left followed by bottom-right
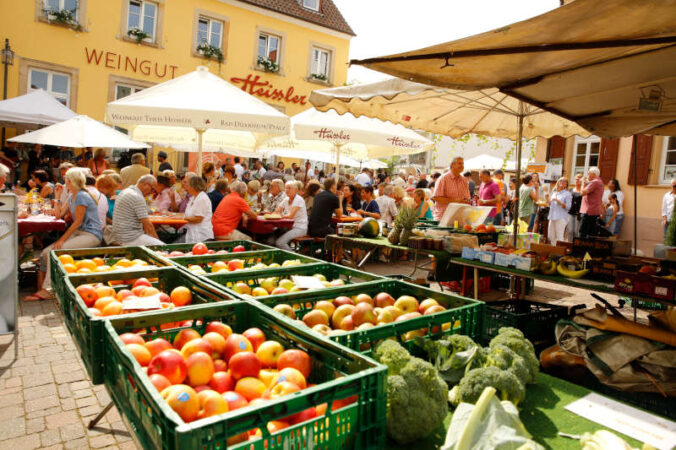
(28, 168), (102, 301)
(179, 176), (213, 243)
(246, 179), (262, 209)
(272, 180), (308, 251)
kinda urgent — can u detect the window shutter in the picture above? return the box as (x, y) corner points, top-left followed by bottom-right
(627, 134), (653, 185)
(546, 136), (565, 160)
(598, 138), (619, 182)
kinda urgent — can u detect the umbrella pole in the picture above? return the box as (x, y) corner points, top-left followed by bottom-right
(513, 102), (525, 249)
(196, 128), (205, 176)
(335, 143), (341, 176)
(633, 138), (637, 255)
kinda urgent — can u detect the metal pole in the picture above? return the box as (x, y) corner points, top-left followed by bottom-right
(513, 101), (525, 248)
(633, 137), (637, 255)
(1, 39), (10, 149)
(196, 128), (204, 176)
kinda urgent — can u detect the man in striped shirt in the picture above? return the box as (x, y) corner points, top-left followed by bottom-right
(432, 157), (471, 220)
(112, 174), (164, 246)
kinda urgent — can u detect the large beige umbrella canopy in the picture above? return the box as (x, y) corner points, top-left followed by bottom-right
(350, 0), (676, 138)
(258, 108), (433, 167)
(106, 66), (289, 174)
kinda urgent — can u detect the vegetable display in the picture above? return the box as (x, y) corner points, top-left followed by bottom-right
(372, 340), (449, 445)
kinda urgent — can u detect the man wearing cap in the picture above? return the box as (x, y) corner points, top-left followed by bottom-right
(157, 151), (172, 172)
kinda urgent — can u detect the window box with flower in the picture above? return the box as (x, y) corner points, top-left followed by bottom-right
(257, 56), (279, 73)
(196, 43), (223, 63)
(127, 27), (151, 43)
(310, 73), (328, 82)
(43, 2), (83, 31)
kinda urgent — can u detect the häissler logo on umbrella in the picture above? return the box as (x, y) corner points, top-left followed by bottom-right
(387, 136), (422, 149)
(313, 128), (351, 141)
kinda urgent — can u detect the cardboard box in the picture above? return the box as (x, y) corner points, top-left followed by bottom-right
(513, 255), (537, 271)
(498, 233), (541, 250)
(461, 247), (477, 260)
(477, 250), (495, 264)
(530, 243), (568, 257)
(494, 252), (515, 267)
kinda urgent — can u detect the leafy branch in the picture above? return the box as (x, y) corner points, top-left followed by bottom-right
(310, 73), (328, 81)
(43, 3), (82, 31)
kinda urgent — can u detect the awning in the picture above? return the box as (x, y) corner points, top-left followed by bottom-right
(0, 89), (76, 129)
(351, 0), (676, 137)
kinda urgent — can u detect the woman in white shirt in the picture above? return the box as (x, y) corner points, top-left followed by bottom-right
(180, 176), (213, 243)
(274, 180), (307, 251)
(602, 179), (624, 236)
(547, 177), (572, 244)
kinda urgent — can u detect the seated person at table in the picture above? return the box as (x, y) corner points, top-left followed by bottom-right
(95, 174), (118, 225)
(308, 178), (342, 238)
(177, 176), (213, 243)
(304, 180), (321, 216)
(212, 181), (256, 241)
(28, 168), (102, 301)
(376, 184), (398, 226)
(358, 185), (381, 220)
(112, 175), (163, 246)
(208, 179), (228, 213)
(31, 169), (54, 199)
(414, 188), (433, 220)
(246, 180), (261, 210)
(85, 173), (109, 232)
(177, 172), (197, 213)
(341, 184), (361, 214)
(151, 175), (176, 213)
(272, 181), (308, 251)
(0, 163), (9, 191)
(262, 179), (286, 213)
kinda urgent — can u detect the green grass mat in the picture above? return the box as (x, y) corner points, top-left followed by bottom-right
(384, 373), (643, 449)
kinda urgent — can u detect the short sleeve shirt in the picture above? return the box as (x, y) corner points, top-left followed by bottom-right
(362, 199), (380, 214)
(432, 171), (470, 220)
(479, 180), (501, 217)
(212, 192), (251, 237)
(184, 191), (213, 242)
(581, 178), (604, 215)
(282, 194), (308, 230)
(69, 190), (102, 239)
(112, 185), (149, 243)
(308, 190), (339, 236)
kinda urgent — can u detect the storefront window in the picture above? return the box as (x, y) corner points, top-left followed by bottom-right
(660, 137), (676, 184)
(28, 68), (70, 106)
(572, 136), (600, 176)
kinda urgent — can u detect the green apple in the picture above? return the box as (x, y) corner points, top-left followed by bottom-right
(278, 279), (295, 291)
(251, 287), (269, 297)
(313, 274), (327, 282)
(260, 277), (278, 293)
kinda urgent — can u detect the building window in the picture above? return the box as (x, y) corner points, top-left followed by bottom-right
(302, 0), (319, 11)
(128, 0), (157, 41)
(197, 17), (223, 49)
(258, 33), (280, 64)
(311, 47), (330, 79)
(571, 136), (601, 176)
(115, 84), (143, 100)
(28, 68), (70, 106)
(659, 137), (676, 184)
(44, 0), (78, 15)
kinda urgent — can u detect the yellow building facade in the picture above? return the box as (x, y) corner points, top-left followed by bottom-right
(0, 0), (353, 170)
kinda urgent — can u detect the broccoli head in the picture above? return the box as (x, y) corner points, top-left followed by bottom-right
(373, 339), (411, 376)
(456, 366), (525, 405)
(374, 340), (449, 445)
(443, 334), (478, 353)
(485, 344), (530, 385)
(489, 330), (539, 383)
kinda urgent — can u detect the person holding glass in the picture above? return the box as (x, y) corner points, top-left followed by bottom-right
(547, 177), (572, 244)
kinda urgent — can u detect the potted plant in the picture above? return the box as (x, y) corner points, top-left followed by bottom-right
(196, 43), (223, 63)
(127, 27), (151, 43)
(310, 73), (328, 82)
(257, 56), (279, 73)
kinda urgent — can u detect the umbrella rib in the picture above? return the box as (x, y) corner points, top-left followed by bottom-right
(433, 91), (518, 118)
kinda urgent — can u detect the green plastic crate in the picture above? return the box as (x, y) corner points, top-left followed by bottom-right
(102, 301), (387, 450)
(203, 262), (385, 298)
(59, 266), (233, 384)
(169, 249), (323, 276)
(146, 240), (274, 259)
(50, 246), (170, 316)
(253, 279), (484, 353)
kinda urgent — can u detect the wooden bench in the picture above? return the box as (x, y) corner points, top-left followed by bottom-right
(290, 236), (326, 259)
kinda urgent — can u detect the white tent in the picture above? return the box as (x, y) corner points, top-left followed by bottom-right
(8, 115), (148, 149)
(106, 66), (289, 174)
(258, 108), (432, 166)
(259, 148), (362, 167)
(463, 154), (530, 171)
(0, 89), (76, 129)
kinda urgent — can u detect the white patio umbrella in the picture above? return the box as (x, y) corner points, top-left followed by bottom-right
(8, 115), (148, 148)
(106, 66), (289, 175)
(0, 89), (76, 129)
(259, 148), (361, 167)
(258, 108), (432, 168)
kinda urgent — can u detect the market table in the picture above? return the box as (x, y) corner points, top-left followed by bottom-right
(449, 257), (673, 317)
(148, 216), (188, 229)
(384, 373), (644, 450)
(18, 214), (67, 237)
(325, 234), (449, 277)
(246, 216), (294, 241)
(331, 216), (363, 224)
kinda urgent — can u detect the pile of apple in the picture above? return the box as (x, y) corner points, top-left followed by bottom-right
(156, 243), (247, 258)
(121, 322), (353, 444)
(187, 258), (303, 276)
(233, 273), (344, 297)
(75, 278), (192, 317)
(58, 254), (157, 275)
(273, 293), (449, 340)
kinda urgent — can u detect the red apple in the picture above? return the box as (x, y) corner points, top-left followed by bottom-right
(185, 351), (215, 387)
(222, 390), (248, 411)
(354, 294), (374, 307)
(256, 341), (284, 368)
(213, 359), (227, 372)
(227, 260), (244, 271)
(192, 243), (208, 255)
(224, 334), (253, 362)
(180, 338), (213, 360)
(76, 285), (98, 308)
(374, 292), (395, 308)
(277, 349), (311, 379)
(202, 332), (227, 359)
(266, 381), (301, 399)
(132, 278), (152, 289)
(197, 389), (229, 419)
(145, 338), (173, 358)
(148, 350), (187, 385)
(271, 367), (306, 389)
(119, 333), (145, 346)
(232, 245), (246, 252)
(351, 303), (377, 327)
(228, 352), (261, 380)
(173, 329), (201, 350)
(205, 321), (233, 340)
(235, 377), (267, 401)
(208, 371), (234, 393)
(333, 296), (354, 308)
(242, 328), (266, 352)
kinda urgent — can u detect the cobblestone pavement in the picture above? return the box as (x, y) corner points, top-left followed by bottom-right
(0, 257), (648, 449)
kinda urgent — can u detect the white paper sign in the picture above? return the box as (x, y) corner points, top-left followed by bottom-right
(565, 393), (676, 450)
(291, 276), (326, 290)
(122, 294), (162, 310)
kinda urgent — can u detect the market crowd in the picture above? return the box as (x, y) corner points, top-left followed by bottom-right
(0, 146), (645, 301)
